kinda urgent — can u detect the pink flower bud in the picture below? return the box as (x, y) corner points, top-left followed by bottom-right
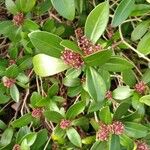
(60, 119), (71, 129)
(111, 121), (124, 135)
(12, 144), (21, 150)
(135, 81), (146, 94)
(13, 13), (24, 26)
(136, 141), (149, 150)
(31, 108), (42, 118)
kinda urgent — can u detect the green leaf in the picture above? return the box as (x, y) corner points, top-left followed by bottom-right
(23, 19), (40, 31)
(86, 67), (106, 102)
(44, 111), (64, 123)
(5, 64), (19, 78)
(142, 69), (150, 84)
(131, 4), (150, 16)
(99, 106), (112, 124)
(131, 20), (150, 41)
(137, 32), (150, 55)
(5, 0), (18, 14)
(83, 50), (112, 66)
(112, 0), (135, 27)
(60, 40), (82, 54)
(28, 31), (63, 58)
(101, 56), (134, 72)
(16, 126), (30, 144)
(0, 93), (10, 104)
(120, 134), (134, 150)
(0, 128), (13, 148)
(48, 83), (59, 98)
(11, 113), (33, 128)
(0, 120), (7, 130)
(91, 141), (107, 150)
(21, 132), (37, 146)
(122, 69), (136, 87)
(66, 127), (82, 147)
(66, 101), (85, 120)
(16, 0), (36, 13)
(0, 21), (21, 42)
(63, 77), (81, 87)
(32, 54), (69, 77)
(109, 135), (120, 150)
(20, 139), (30, 150)
(139, 95), (150, 106)
(85, 1), (109, 43)
(124, 122), (149, 138)
(31, 129), (48, 150)
(51, 0), (75, 20)
(82, 136), (95, 145)
(10, 84), (20, 102)
(113, 102), (130, 120)
(65, 68), (81, 79)
(113, 86), (133, 100)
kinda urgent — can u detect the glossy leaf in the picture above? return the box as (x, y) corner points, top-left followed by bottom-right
(85, 1), (109, 43)
(112, 0), (135, 27)
(0, 128), (13, 148)
(113, 86), (133, 100)
(31, 129), (48, 150)
(21, 132), (37, 146)
(32, 54), (69, 77)
(60, 40), (82, 54)
(66, 127), (82, 147)
(86, 67), (106, 102)
(29, 31), (63, 58)
(120, 134), (134, 150)
(5, 0), (18, 14)
(113, 102), (130, 120)
(51, 0), (75, 20)
(131, 20), (150, 41)
(99, 106), (112, 124)
(16, 0), (36, 13)
(10, 84), (20, 102)
(139, 95), (150, 106)
(137, 32), (150, 55)
(83, 50), (112, 66)
(44, 111), (64, 123)
(11, 113), (33, 128)
(131, 4), (150, 16)
(91, 141), (107, 150)
(66, 101), (85, 120)
(109, 135), (120, 150)
(63, 77), (81, 87)
(124, 122), (149, 138)
(101, 56), (134, 72)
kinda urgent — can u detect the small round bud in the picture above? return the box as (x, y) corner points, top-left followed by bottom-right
(2, 77), (16, 88)
(31, 108), (42, 118)
(13, 13), (24, 26)
(60, 119), (71, 129)
(12, 144), (21, 150)
(61, 49), (84, 68)
(105, 91), (112, 100)
(96, 123), (109, 141)
(136, 141), (149, 150)
(135, 81), (146, 94)
(111, 121), (124, 135)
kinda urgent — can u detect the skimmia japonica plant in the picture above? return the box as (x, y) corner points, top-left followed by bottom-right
(0, 0), (150, 149)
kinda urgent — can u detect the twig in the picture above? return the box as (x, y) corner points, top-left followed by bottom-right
(119, 25), (150, 63)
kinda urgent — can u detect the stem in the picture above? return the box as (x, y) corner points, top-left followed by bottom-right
(119, 25), (150, 63)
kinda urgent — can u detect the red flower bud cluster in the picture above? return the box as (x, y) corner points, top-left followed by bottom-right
(13, 13), (24, 26)
(97, 123), (109, 141)
(31, 108), (43, 118)
(75, 28), (101, 56)
(12, 144), (21, 150)
(136, 141), (149, 150)
(2, 77), (16, 88)
(105, 91), (113, 100)
(135, 81), (146, 94)
(60, 119), (71, 130)
(61, 49), (84, 68)
(97, 121), (124, 141)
